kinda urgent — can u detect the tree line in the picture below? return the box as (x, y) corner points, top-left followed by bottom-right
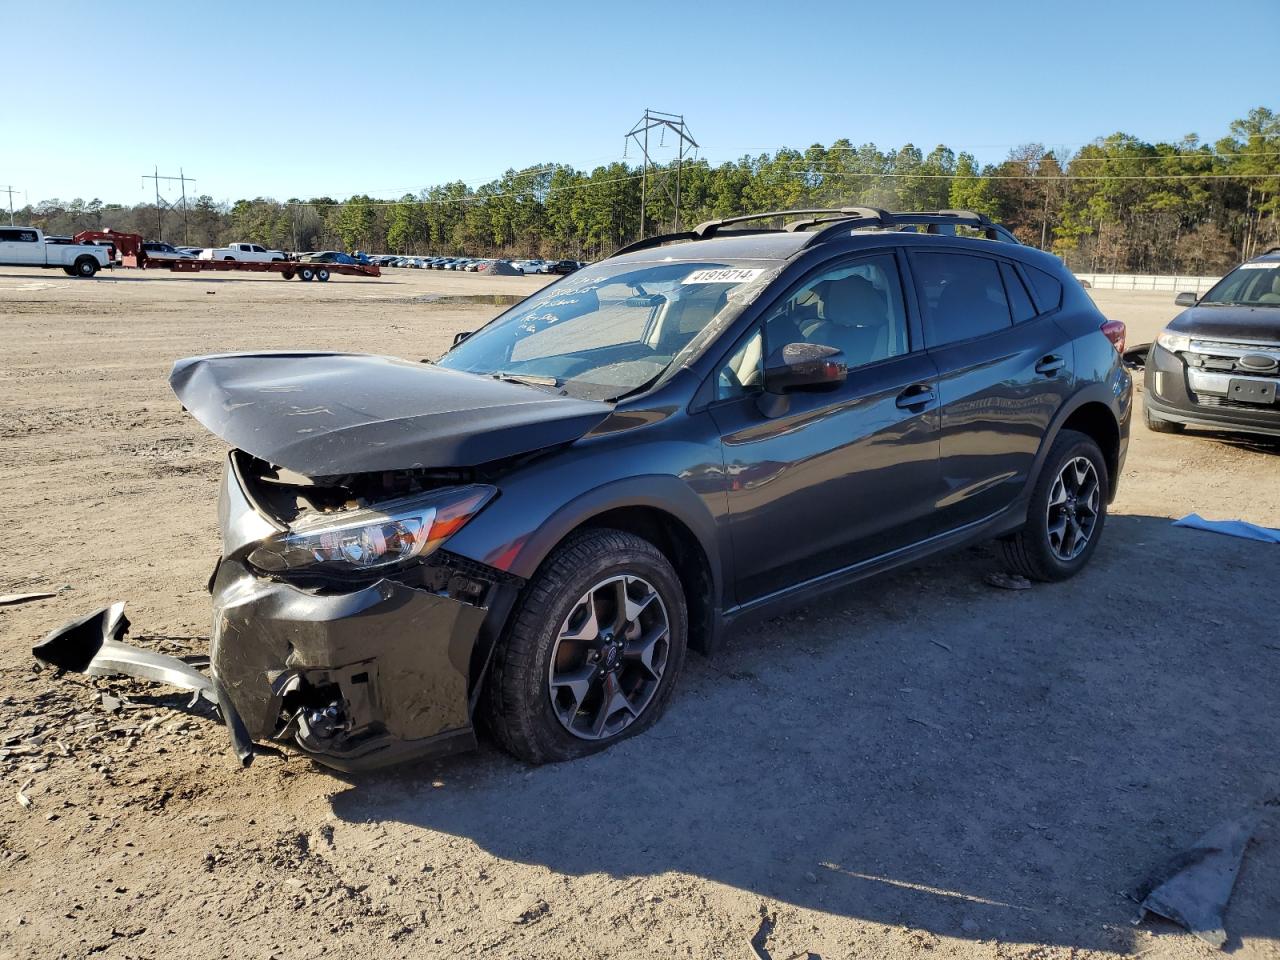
(15, 106), (1278, 275)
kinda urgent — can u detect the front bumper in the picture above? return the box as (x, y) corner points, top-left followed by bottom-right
(210, 559), (490, 769)
(210, 458), (519, 770)
(1144, 343), (1280, 438)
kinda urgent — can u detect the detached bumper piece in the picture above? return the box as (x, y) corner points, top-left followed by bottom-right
(32, 602), (256, 767)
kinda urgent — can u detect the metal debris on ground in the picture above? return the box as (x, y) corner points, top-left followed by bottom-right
(1134, 810), (1261, 949)
(0, 592), (57, 606)
(985, 571), (1032, 591)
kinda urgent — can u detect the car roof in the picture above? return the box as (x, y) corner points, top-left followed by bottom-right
(1247, 248), (1280, 264)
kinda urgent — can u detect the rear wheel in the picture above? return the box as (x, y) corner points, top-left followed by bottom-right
(281, 270), (295, 280)
(485, 529), (688, 764)
(316, 268), (330, 282)
(74, 257), (98, 277)
(999, 429), (1108, 582)
(298, 267), (315, 282)
(1144, 405), (1185, 434)
(62, 266), (76, 276)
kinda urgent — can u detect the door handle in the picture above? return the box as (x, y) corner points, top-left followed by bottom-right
(1035, 354), (1065, 376)
(895, 384), (936, 409)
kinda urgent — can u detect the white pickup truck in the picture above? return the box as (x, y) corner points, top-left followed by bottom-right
(0, 227), (111, 277)
(199, 242), (287, 262)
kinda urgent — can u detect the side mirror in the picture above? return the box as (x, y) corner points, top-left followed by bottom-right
(757, 343), (846, 417)
(452, 331), (472, 347)
(1174, 291), (1198, 307)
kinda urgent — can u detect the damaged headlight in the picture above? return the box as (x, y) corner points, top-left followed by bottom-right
(1156, 329), (1192, 354)
(248, 485), (495, 574)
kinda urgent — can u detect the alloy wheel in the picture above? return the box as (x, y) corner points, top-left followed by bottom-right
(547, 574), (670, 740)
(1045, 456), (1100, 561)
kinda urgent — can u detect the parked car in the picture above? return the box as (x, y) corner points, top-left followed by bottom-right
(177, 247), (205, 258)
(547, 259), (580, 275)
(143, 241), (196, 261)
(199, 242), (286, 263)
(0, 226), (110, 276)
(27, 206), (1124, 777)
(449, 258), (472, 271)
(300, 251), (359, 265)
(1141, 248), (1280, 438)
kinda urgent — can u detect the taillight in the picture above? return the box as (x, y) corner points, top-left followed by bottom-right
(1100, 320), (1126, 353)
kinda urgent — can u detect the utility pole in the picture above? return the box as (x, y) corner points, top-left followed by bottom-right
(141, 166), (196, 242)
(2, 185), (20, 225)
(625, 109), (698, 239)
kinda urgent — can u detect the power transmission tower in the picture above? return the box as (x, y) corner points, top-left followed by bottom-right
(625, 109), (698, 239)
(141, 166), (196, 243)
(2, 185), (20, 226)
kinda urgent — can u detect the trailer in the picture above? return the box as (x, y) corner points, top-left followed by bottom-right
(166, 259), (381, 280)
(68, 230), (380, 280)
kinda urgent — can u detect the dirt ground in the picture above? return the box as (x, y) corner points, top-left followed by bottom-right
(1, 267), (1277, 960)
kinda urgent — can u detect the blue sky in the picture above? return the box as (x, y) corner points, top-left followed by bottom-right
(6, 0), (1276, 206)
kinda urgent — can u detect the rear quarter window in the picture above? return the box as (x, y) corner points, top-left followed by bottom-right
(1024, 265), (1063, 314)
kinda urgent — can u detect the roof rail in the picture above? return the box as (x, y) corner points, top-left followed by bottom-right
(603, 207), (1018, 261)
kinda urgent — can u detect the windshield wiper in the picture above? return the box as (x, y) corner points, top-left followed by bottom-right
(492, 372), (564, 390)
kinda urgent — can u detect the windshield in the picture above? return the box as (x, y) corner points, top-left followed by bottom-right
(1200, 262), (1280, 307)
(437, 260), (773, 399)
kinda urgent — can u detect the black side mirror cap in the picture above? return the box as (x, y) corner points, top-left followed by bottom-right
(452, 331), (473, 347)
(1174, 291), (1198, 307)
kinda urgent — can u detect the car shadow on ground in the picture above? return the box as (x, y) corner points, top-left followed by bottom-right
(329, 514), (1279, 952)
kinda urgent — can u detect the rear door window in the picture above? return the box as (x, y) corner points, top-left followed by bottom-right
(910, 252), (1012, 348)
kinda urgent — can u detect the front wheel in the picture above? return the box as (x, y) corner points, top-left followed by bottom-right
(484, 529), (688, 764)
(999, 429), (1108, 582)
(297, 266), (315, 281)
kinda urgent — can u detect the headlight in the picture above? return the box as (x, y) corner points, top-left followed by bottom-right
(248, 484), (495, 574)
(1156, 330), (1192, 353)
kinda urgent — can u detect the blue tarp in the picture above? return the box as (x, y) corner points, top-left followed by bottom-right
(1173, 513), (1280, 543)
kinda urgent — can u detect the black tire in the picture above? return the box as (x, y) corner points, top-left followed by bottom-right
(223, 256), (234, 261)
(1144, 405), (1185, 433)
(316, 268), (330, 282)
(298, 267), (315, 281)
(62, 266), (76, 276)
(73, 256), (98, 277)
(281, 270), (295, 280)
(999, 429), (1109, 582)
(484, 528), (688, 764)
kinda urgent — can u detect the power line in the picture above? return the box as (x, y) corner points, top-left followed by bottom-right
(141, 166), (196, 242)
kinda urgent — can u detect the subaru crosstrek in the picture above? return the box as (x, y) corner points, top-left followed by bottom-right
(38, 208), (1131, 769)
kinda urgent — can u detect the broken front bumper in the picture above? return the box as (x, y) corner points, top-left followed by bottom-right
(209, 558), (494, 770)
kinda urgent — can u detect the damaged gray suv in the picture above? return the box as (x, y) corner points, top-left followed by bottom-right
(38, 208), (1131, 769)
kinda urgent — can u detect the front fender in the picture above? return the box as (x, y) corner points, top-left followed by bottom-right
(445, 431), (728, 610)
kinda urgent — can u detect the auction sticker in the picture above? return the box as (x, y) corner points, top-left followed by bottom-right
(682, 268), (764, 284)
(1238, 262), (1275, 269)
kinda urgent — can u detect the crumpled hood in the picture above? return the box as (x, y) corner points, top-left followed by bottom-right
(1168, 305), (1280, 342)
(170, 351), (612, 475)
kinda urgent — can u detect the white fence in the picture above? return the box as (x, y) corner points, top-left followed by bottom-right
(1074, 273), (1221, 295)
